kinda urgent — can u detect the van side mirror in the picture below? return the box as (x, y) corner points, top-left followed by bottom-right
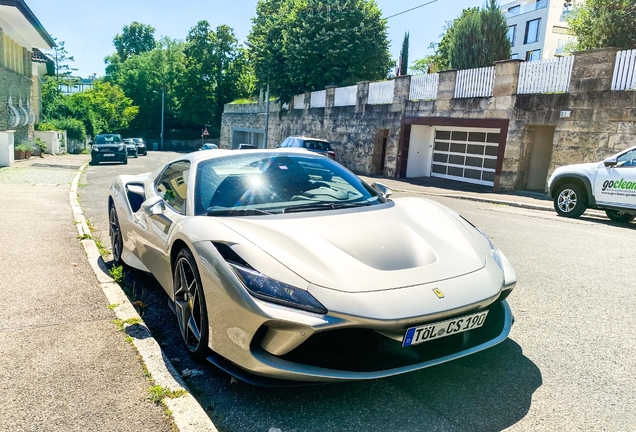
(604, 156), (618, 167)
(371, 182), (393, 199)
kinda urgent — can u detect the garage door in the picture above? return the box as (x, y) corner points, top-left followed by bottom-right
(431, 128), (500, 186)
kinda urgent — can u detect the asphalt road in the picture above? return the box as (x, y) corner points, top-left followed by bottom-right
(80, 151), (636, 432)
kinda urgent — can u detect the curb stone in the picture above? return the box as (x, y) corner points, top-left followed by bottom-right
(70, 163), (217, 432)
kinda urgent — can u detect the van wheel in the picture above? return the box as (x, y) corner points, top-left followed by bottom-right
(605, 210), (635, 223)
(554, 183), (587, 218)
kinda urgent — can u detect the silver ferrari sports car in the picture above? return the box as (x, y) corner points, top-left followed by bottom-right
(108, 149), (516, 384)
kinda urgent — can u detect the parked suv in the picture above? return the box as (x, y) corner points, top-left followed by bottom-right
(278, 136), (336, 160)
(123, 139), (139, 158)
(90, 134), (127, 165)
(548, 145), (636, 223)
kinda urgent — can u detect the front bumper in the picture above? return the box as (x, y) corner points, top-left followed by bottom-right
(193, 242), (515, 383)
(92, 151), (127, 163)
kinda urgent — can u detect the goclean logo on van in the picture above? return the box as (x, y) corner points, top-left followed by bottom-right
(601, 178), (636, 197)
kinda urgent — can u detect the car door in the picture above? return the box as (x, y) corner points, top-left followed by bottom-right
(135, 160), (191, 290)
(594, 148), (636, 210)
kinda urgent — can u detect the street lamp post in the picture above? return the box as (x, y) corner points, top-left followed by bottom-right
(153, 89), (165, 151)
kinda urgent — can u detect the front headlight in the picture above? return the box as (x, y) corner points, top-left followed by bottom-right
(118, 144), (125, 151)
(92, 145), (98, 152)
(228, 262), (327, 314)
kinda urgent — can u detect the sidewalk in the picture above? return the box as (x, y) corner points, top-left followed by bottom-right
(0, 155), (172, 431)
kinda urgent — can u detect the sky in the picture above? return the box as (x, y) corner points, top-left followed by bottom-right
(26, 0), (483, 78)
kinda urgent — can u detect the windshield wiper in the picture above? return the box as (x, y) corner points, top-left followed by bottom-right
(282, 201), (374, 214)
(207, 208), (274, 216)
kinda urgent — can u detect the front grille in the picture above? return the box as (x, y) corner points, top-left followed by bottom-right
(275, 300), (507, 372)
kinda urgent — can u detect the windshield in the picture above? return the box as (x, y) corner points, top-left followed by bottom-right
(95, 134), (122, 144)
(303, 140), (332, 151)
(194, 153), (384, 216)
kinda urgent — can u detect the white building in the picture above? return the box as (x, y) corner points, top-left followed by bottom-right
(501, 0), (576, 61)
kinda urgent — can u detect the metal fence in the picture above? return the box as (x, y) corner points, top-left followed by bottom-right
(334, 85), (357, 107)
(293, 94), (305, 109)
(518, 56), (574, 94)
(455, 66), (495, 98)
(310, 90), (326, 108)
(612, 49), (636, 91)
(409, 74), (439, 101)
(367, 81), (395, 104)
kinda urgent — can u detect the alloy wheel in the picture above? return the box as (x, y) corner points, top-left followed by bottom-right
(174, 257), (204, 353)
(109, 206), (123, 264)
(557, 189), (577, 213)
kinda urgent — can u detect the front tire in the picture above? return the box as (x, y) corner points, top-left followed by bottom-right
(605, 209), (635, 223)
(123, 158), (128, 165)
(554, 183), (587, 218)
(109, 205), (124, 265)
(173, 248), (209, 359)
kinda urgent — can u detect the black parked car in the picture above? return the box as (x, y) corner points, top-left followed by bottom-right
(277, 136), (336, 160)
(90, 134), (127, 165)
(131, 138), (147, 156)
(123, 139), (139, 158)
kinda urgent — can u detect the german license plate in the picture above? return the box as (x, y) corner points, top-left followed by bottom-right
(104, 153), (115, 157)
(402, 310), (489, 347)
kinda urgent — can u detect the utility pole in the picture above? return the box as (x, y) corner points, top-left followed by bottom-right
(160, 88), (165, 151)
(264, 83), (269, 149)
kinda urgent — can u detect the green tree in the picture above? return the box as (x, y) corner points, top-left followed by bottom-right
(44, 37), (78, 87)
(566, 0), (636, 51)
(399, 32), (409, 76)
(113, 22), (156, 61)
(449, 0), (510, 70)
(415, 8), (479, 73)
(248, 0), (392, 101)
(105, 37), (186, 136)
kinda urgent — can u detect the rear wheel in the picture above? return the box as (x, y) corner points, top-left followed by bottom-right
(605, 209), (635, 223)
(554, 183), (587, 218)
(109, 205), (124, 265)
(123, 158), (128, 165)
(173, 248), (209, 358)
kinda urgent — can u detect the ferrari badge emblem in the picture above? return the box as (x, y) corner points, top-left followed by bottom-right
(433, 288), (445, 299)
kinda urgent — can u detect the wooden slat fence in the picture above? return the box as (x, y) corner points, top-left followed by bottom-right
(310, 90), (326, 108)
(367, 81), (395, 104)
(293, 94), (304, 109)
(612, 49), (636, 91)
(518, 56), (574, 94)
(334, 85), (357, 107)
(409, 74), (439, 101)
(455, 67), (495, 98)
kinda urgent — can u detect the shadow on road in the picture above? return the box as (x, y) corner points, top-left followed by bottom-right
(116, 267), (541, 432)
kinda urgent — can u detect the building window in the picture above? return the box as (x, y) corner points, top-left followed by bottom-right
(508, 25), (517, 47)
(535, 0), (548, 10)
(560, 2), (573, 21)
(511, 53), (519, 60)
(508, 5), (520, 15)
(526, 49), (541, 61)
(524, 18), (541, 44)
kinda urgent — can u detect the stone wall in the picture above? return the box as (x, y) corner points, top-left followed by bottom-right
(0, 26), (33, 145)
(221, 48), (636, 192)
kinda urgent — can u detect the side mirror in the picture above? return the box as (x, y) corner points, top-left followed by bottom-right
(371, 182), (393, 199)
(141, 196), (165, 216)
(604, 156), (618, 167)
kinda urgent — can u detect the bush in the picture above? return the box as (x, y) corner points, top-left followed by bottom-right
(15, 143), (32, 152)
(34, 137), (47, 154)
(36, 118), (87, 141)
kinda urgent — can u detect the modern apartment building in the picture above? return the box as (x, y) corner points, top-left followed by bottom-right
(502, 0), (576, 61)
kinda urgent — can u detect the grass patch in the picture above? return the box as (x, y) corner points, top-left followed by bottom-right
(94, 239), (109, 257)
(77, 233), (92, 240)
(78, 182), (88, 188)
(147, 386), (187, 405)
(109, 265), (124, 283)
(107, 303), (120, 311)
(112, 317), (142, 331)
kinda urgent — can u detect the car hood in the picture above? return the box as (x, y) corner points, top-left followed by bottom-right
(216, 197), (486, 292)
